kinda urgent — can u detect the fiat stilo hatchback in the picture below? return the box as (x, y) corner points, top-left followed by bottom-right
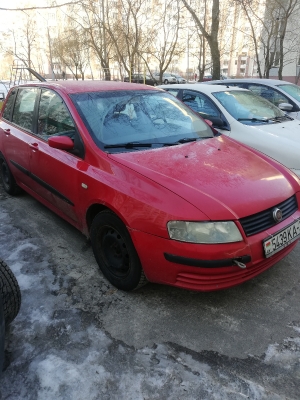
(0, 81), (300, 292)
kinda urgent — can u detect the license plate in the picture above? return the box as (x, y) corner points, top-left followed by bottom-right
(263, 219), (300, 258)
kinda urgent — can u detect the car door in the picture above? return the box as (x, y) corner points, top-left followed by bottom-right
(0, 87), (39, 189)
(28, 88), (85, 225)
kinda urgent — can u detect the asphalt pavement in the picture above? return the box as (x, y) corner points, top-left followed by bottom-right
(0, 182), (300, 399)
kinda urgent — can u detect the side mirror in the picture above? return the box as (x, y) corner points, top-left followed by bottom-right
(204, 119), (213, 127)
(278, 102), (293, 112)
(205, 116), (224, 128)
(48, 136), (74, 150)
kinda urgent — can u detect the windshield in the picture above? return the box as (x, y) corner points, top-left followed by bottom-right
(213, 90), (285, 125)
(277, 84), (300, 102)
(70, 90), (213, 151)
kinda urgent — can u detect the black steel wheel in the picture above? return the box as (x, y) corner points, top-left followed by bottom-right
(0, 156), (21, 195)
(0, 259), (21, 326)
(90, 211), (147, 291)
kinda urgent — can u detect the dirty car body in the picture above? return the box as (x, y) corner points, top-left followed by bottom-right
(0, 81), (300, 292)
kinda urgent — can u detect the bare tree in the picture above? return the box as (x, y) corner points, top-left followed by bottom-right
(236, 0), (300, 79)
(139, 0), (184, 82)
(105, 0), (147, 79)
(4, 13), (38, 73)
(52, 27), (90, 80)
(62, 0), (113, 80)
(273, 0), (300, 79)
(181, 0), (221, 80)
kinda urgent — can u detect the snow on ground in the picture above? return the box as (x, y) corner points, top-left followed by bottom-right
(0, 206), (299, 399)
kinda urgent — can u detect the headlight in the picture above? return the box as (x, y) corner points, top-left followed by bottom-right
(167, 221), (243, 244)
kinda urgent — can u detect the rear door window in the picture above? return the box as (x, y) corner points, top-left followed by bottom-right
(182, 90), (220, 117)
(163, 88), (180, 97)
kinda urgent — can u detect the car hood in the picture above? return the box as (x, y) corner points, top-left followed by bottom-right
(231, 118), (300, 171)
(249, 118), (300, 138)
(109, 136), (298, 221)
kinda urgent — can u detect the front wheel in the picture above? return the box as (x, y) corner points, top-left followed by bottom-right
(90, 211), (147, 291)
(164, 79), (169, 84)
(0, 157), (21, 195)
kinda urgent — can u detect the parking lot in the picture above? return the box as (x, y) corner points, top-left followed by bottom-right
(0, 181), (300, 399)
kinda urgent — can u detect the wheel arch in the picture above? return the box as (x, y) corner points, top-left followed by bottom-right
(86, 203), (129, 237)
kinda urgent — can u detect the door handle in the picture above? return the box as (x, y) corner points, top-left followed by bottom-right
(29, 142), (39, 150)
(3, 128), (10, 135)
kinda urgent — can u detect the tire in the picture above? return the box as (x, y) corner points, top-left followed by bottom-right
(90, 211), (148, 291)
(0, 295), (4, 374)
(0, 156), (21, 195)
(164, 79), (169, 84)
(0, 260), (21, 326)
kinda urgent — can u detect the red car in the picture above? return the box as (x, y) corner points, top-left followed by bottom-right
(0, 81), (300, 292)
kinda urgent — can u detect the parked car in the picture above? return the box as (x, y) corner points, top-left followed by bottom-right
(171, 74), (186, 84)
(160, 83), (300, 177)
(202, 78), (300, 120)
(200, 75), (227, 82)
(124, 74), (157, 86)
(0, 259), (21, 376)
(1, 81), (300, 292)
(152, 73), (177, 84)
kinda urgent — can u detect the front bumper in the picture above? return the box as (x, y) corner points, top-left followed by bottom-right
(130, 211), (300, 291)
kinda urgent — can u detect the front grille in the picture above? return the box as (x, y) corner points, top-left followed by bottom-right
(240, 195), (298, 236)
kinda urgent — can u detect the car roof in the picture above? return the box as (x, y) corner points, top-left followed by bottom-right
(206, 78), (295, 86)
(9, 80), (159, 95)
(158, 83), (249, 94)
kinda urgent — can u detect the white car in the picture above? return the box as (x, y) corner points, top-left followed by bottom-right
(159, 83), (300, 177)
(153, 73), (177, 84)
(202, 78), (300, 120)
(171, 74), (187, 84)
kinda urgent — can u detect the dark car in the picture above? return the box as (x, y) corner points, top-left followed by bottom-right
(124, 74), (157, 86)
(0, 259), (21, 376)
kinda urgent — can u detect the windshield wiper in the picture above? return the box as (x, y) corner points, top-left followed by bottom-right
(267, 115), (292, 122)
(104, 142), (153, 149)
(176, 138), (198, 143)
(104, 138), (206, 149)
(237, 117), (269, 122)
